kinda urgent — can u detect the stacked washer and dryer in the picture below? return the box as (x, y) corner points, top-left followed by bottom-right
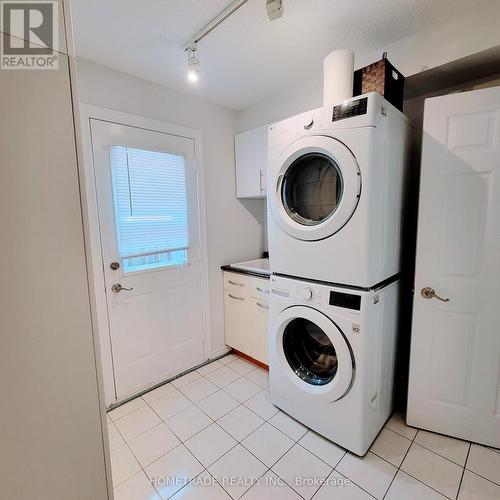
(266, 52), (410, 456)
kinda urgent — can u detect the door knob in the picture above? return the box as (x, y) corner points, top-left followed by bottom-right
(110, 261), (120, 270)
(111, 283), (133, 293)
(421, 287), (449, 302)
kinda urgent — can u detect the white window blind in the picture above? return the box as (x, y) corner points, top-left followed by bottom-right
(110, 146), (189, 272)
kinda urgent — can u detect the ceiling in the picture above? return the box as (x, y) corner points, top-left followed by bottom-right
(71, 0), (492, 110)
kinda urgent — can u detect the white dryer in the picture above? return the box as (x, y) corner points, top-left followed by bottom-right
(269, 274), (399, 455)
(267, 93), (410, 288)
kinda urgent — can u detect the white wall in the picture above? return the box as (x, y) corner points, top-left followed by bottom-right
(0, 32), (109, 500)
(76, 58), (266, 356)
(236, 1), (500, 131)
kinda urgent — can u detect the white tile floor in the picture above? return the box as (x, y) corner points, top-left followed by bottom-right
(107, 353), (500, 500)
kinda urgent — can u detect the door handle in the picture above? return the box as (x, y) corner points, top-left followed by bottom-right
(228, 280), (244, 287)
(228, 293), (244, 301)
(421, 287), (449, 302)
(111, 283), (134, 293)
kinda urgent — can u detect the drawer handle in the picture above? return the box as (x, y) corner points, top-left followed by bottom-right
(256, 301), (269, 309)
(228, 280), (244, 287)
(228, 293), (245, 301)
(256, 287), (269, 294)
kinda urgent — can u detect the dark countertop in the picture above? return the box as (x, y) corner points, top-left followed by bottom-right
(221, 257), (271, 279)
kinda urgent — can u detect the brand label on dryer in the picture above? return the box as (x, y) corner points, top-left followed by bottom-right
(352, 323), (361, 334)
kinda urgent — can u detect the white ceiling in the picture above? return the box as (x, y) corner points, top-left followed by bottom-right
(71, 0), (492, 110)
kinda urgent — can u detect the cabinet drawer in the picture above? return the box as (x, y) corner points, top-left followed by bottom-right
(251, 278), (270, 300)
(252, 298), (269, 365)
(224, 272), (250, 294)
(224, 290), (252, 354)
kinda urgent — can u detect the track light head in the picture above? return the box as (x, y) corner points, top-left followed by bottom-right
(266, 0), (284, 20)
(187, 46), (200, 83)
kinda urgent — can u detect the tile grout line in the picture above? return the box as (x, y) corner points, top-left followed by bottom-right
(455, 443), (472, 499)
(384, 427), (469, 500)
(170, 416), (274, 499)
(112, 359), (434, 499)
(116, 372), (366, 497)
(113, 365), (271, 496)
(108, 357), (248, 494)
(109, 422), (163, 493)
(403, 441), (472, 499)
(311, 467), (378, 500)
(464, 469), (500, 489)
(110, 377), (390, 497)
(380, 423), (419, 499)
(108, 365), (498, 500)
(410, 430), (471, 467)
(461, 467), (500, 491)
(183, 399), (320, 499)
(124, 380), (219, 496)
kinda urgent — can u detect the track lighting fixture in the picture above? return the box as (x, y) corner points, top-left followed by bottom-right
(266, 0), (284, 20)
(184, 0), (285, 84)
(187, 46), (199, 83)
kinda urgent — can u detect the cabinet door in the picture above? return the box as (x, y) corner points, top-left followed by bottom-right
(251, 298), (269, 365)
(235, 125), (268, 198)
(224, 291), (252, 354)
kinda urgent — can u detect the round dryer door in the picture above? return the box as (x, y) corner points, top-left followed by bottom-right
(270, 136), (361, 241)
(273, 306), (354, 402)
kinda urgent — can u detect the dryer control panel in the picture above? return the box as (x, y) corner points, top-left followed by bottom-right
(332, 97), (368, 122)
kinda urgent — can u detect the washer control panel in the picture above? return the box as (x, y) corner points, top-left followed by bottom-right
(292, 283), (325, 305)
(271, 275), (364, 312)
(329, 291), (361, 311)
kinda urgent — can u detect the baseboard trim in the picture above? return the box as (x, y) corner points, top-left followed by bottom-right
(232, 349), (269, 371)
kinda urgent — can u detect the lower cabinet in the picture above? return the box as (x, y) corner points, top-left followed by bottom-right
(223, 272), (269, 365)
(251, 298), (269, 364)
(224, 290), (253, 354)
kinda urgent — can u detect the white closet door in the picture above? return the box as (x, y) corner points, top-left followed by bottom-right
(407, 86), (500, 448)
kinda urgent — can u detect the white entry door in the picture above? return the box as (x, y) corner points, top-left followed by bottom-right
(407, 86), (500, 448)
(90, 119), (206, 400)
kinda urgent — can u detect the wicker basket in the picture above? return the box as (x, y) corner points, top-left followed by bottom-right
(353, 53), (404, 111)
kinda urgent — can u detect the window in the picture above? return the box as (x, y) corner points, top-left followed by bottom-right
(110, 146), (189, 272)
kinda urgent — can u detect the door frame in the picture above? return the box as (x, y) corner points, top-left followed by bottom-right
(79, 104), (212, 406)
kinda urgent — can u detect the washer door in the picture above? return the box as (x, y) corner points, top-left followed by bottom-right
(273, 306), (354, 402)
(270, 136), (361, 241)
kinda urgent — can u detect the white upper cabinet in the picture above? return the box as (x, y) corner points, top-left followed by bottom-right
(235, 125), (268, 198)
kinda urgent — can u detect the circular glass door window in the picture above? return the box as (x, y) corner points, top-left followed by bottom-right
(282, 318), (338, 385)
(281, 153), (343, 226)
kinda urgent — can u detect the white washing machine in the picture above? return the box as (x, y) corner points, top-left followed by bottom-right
(267, 92), (410, 288)
(269, 274), (399, 455)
